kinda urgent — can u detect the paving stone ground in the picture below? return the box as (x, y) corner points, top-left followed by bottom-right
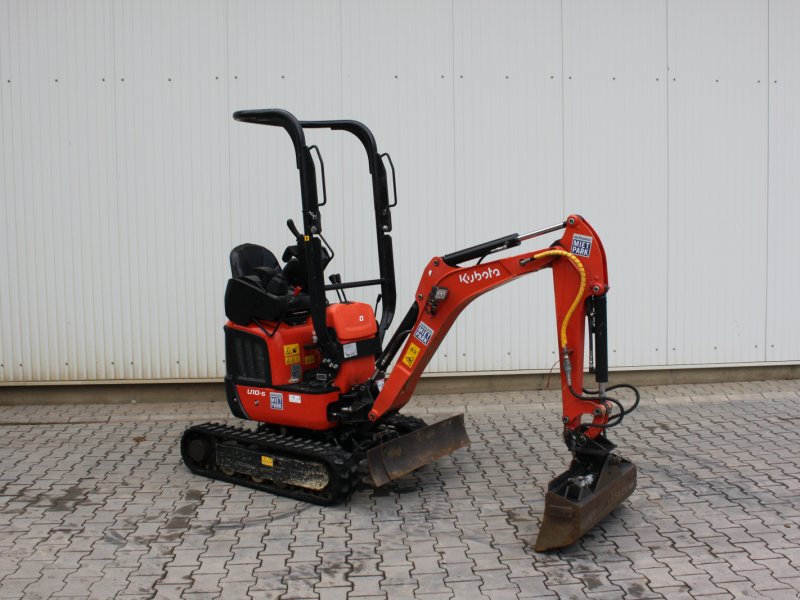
(1, 379), (800, 599)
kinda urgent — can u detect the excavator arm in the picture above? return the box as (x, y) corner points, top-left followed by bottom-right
(371, 215), (613, 431)
(366, 214), (639, 550)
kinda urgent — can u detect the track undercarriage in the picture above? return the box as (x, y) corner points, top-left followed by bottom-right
(181, 414), (431, 505)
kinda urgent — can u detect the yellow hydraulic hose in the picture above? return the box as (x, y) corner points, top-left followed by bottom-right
(532, 249), (587, 351)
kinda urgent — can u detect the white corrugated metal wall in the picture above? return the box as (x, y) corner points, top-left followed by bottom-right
(1, 0), (798, 384)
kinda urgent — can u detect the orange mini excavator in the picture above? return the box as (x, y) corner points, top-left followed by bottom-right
(181, 109), (640, 550)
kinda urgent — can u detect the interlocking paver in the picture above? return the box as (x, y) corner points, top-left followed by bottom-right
(1, 379), (800, 599)
(349, 575), (384, 597)
(317, 587), (352, 600)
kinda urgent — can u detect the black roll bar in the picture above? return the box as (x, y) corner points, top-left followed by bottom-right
(232, 108), (398, 360)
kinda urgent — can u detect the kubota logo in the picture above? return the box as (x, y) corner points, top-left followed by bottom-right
(458, 267), (501, 285)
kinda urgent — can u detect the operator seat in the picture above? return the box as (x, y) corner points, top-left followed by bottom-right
(225, 243), (309, 326)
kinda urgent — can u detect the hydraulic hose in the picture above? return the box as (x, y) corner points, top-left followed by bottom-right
(532, 249), (586, 353)
(575, 383), (641, 430)
(530, 249), (640, 431)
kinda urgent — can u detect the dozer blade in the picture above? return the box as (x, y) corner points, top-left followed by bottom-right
(535, 452), (637, 552)
(366, 414), (470, 487)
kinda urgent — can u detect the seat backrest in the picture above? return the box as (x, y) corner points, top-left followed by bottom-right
(229, 243), (280, 277)
(281, 244), (332, 289)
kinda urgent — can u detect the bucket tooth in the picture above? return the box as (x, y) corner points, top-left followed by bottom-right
(366, 414), (470, 487)
(535, 452), (637, 552)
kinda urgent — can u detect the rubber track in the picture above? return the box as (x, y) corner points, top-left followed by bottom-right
(181, 422), (359, 506)
(386, 413), (427, 433)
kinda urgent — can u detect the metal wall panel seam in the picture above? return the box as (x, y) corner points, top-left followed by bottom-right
(30, 1), (46, 380)
(14, 0), (30, 380)
(562, 0), (669, 369)
(0, 2), (14, 382)
(109, 0), (130, 380)
(452, 0), (563, 372)
(666, 0), (769, 366)
(0, 1), (20, 382)
(763, 0), (770, 361)
(763, 0), (770, 362)
(766, 0), (800, 361)
(114, 0), (136, 380)
(664, 0), (671, 368)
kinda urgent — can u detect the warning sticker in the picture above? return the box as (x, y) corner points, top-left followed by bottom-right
(343, 342), (358, 359)
(402, 343), (421, 369)
(304, 354), (316, 365)
(290, 363), (302, 383)
(261, 455), (274, 467)
(270, 392), (283, 410)
(414, 322), (434, 346)
(284, 343), (300, 365)
(288, 394), (302, 404)
(570, 234), (593, 257)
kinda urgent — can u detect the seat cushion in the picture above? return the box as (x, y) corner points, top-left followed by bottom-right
(225, 276), (289, 325)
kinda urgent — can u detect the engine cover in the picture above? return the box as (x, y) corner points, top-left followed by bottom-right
(223, 302), (379, 430)
(325, 302), (377, 342)
(326, 302), (378, 393)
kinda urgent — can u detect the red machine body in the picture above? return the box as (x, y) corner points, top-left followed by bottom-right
(227, 301), (377, 430)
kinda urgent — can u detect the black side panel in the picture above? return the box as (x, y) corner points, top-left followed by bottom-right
(225, 326), (271, 386)
(225, 377), (249, 420)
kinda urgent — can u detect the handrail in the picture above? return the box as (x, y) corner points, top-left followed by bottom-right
(233, 109), (308, 169)
(324, 278), (385, 291)
(232, 108), (399, 348)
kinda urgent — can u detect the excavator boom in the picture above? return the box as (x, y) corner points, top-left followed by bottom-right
(371, 215), (609, 426)
(366, 214), (639, 550)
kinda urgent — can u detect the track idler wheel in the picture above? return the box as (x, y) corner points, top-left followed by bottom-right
(535, 438), (637, 552)
(185, 434), (213, 467)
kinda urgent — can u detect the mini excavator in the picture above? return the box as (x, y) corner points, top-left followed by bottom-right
(181, 109), (640, 551)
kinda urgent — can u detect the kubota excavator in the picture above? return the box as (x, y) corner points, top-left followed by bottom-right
(181, 109), (640, 551)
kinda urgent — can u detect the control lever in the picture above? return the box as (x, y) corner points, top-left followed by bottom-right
(287, 219), (302, 239)
(329, 274), (348, 303)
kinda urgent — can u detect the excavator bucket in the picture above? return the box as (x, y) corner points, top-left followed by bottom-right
(535, 451), (637, 551)
(365, 414), (470, 487)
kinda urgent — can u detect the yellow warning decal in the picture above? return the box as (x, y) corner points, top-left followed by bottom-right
(402, 343), (421, 369)
(284, 343), (300, 365)
(304, 354), (316, 365)
(261, 456), (274, 467)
